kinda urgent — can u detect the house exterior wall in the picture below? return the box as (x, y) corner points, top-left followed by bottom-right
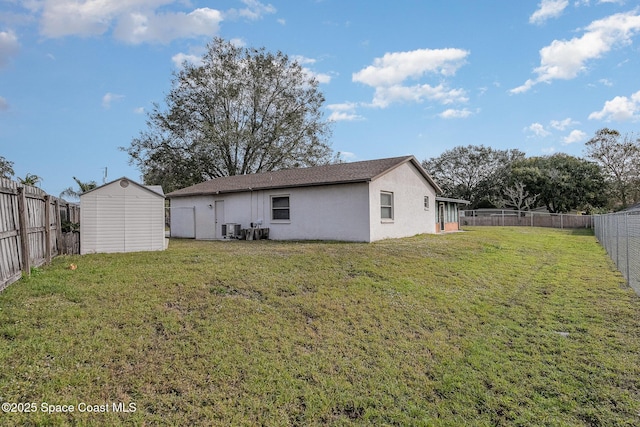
(169, 161), (440, 242)
(170, 196), (216, 240)
(262, 183), (370, 241)
(368, 162), (438, 241)
(170, 182), (371, 241)
(168, 205), (196, 238)
(170, 194), (246, 240)
(80, 180), (165, 254)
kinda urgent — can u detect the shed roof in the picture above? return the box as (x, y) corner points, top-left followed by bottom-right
(80, 177), (165, 198)
(167, 155), (442, 198)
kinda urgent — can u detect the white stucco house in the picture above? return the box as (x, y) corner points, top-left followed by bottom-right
(166, 156), (449, 242)
(80, 177), (166, 254)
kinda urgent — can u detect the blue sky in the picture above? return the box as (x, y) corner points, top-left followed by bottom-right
(1, 0), (640, 197)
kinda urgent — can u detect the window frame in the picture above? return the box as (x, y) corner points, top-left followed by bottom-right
(380, 191), (394, 221)
(424, 195), (430, 210)
(271, 195), (291, 221)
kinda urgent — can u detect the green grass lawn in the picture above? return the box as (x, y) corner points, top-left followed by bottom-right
(1, 227), (639, 426)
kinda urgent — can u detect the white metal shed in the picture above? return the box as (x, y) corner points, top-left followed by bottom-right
(80, 177), (166, 254)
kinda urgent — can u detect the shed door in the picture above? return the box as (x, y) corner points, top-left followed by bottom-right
(215, 200), (225, 238)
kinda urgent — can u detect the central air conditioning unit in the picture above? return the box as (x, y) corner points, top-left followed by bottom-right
(222, 223), (241, 238)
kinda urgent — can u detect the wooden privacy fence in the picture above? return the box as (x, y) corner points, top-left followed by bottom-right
(0, 177), (80, 291)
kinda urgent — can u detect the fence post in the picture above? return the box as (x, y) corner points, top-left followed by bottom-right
(17, 187), (30, 277)
(44, 195), (52, 263)
(616, 214), (620, 268)
(54, 199), (62, 255)
(625, 213), (630, 283)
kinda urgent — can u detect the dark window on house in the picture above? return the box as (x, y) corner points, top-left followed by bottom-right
(272, 196), (290, 220)
(380, 191), (393, 219)
(424, 195), (430, 210)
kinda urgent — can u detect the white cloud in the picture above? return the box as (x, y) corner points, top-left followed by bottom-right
(563, 129), (587, 144)
(530, 0), (569, 25)
(588, 90), (640, 121)
(0, 30), (20, 68)
(225, 0), (276, 21)
(171, 52), (204, 68)
(326, 103), (363, 122)
(525, 122), (552, 137)
(550, 117), (579, 130)
(102, 92), (124, 108)
(353, 48), (470, 108)
(229, 38), (246, 48)
(311, 72), (332, 84)
(339, 151), (357, 161)
(113, 8), (223, 44)
(27, 1), (224, 44)
(0, 95), (9, 111)
(353, 48), (469, 87)
(369, 84), (468, 108)
(439, 108), (473, 119)
(133, 106), (145, 114)
(293, 55), (332, 84)
(512, 11), (640, 93)
(292, 55), (316, 65)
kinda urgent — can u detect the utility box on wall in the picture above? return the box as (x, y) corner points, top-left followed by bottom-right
(80, 177), (166, 254)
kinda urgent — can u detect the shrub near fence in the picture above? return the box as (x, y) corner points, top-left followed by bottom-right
(0, 177), (80, 291)
(461, 210), (593, 229)
(594, 209), (640, 295)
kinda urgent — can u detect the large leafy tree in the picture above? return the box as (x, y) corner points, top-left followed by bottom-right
(0, 155), (14, 179)
(422, 145), (525, 208)
(124, 37), (335, 193)
(511, 154), (607, 213)
(584, 128), (640, 209)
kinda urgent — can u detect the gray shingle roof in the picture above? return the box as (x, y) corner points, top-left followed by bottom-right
(166, 155), (442, 198)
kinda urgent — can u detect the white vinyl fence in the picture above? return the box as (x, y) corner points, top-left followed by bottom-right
(594, 209), (640, 295)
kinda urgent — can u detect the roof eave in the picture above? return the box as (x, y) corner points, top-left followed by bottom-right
(436, 197), (471, 205)
(166, 178), (372, 198)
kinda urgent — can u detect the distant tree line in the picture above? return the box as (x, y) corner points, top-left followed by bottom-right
(422, 128), (640, 213)
(4, 127), (638, 213)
